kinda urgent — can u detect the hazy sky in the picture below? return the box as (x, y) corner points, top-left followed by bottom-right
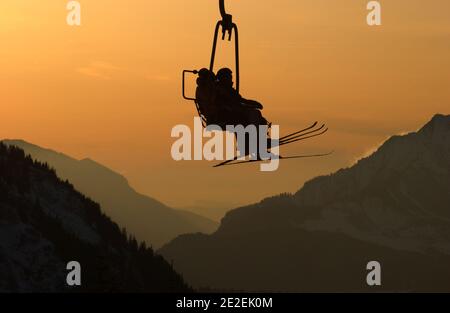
(1, 0), (449, 215)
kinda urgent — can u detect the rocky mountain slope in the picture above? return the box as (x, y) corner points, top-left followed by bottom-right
(159, 114), (450, 292)
(0, 143), (190, 292)
(1, 140), (217, 248)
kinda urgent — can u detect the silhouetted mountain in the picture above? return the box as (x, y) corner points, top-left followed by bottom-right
(1, 140), (217, 248)
(159, 114), (450, 292)
(0, 143), (190, 292)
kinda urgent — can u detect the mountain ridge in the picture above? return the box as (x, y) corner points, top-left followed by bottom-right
(0, 143), (190, 292)
(1, 139), (218, 248)
(216, 114), (450, 253)
(159, 114), (450, 292)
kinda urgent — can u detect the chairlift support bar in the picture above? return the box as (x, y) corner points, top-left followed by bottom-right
(182, 70), (198, 101)
(182, 69), (208, 126)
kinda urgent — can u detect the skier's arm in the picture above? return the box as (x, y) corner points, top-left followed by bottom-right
(240, 97), (263, 110)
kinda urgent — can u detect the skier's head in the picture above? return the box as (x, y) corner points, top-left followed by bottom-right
(217, 68), (233, 87)
(197, 68), (215, 86)
(198, 68), (209, 77)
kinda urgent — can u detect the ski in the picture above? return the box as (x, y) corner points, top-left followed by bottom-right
(278, 121), (318, 141)
(214, 152), (333, 167)
(213, 156), (244, 167)
(213, 123), (329, 168)
(280, 151), (333, 160)
(278, 124), (326, 144)
(279, 127), (328, 147)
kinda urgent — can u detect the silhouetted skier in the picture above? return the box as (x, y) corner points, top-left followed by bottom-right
(195, 67), (269, 128)
(195, 68), (219, 124)
(215, 68), (268, 128)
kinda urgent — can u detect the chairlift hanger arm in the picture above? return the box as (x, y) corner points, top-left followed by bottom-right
(219, 0), (233, 39)
(219, 0), (227, 18)
(210, 0), (240, 93)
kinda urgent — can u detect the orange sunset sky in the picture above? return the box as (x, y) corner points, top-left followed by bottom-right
(1, 0), (449, 217)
